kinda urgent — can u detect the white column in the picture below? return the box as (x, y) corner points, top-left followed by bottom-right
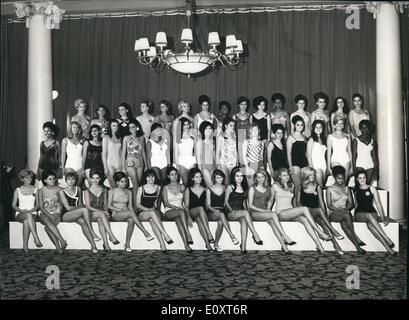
(15, 1), (64, 172)
(374, 3), (405, 221)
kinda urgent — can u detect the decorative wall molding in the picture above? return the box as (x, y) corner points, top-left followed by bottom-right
(365, 1), (409, 19)
(14, 1), (65, 29)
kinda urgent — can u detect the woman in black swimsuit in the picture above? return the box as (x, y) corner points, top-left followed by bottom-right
(250, 96), (270, 142)
(287, 115), (308, 187)
(37, 122), (60, 180)
(184, 168), (214, 251)
(83, 124), (104, 186)
(267, 124), (288, 179)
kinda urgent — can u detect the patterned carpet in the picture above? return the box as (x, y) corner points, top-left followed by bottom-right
(0, 228), (407, 300)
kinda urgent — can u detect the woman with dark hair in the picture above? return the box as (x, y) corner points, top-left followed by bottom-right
(206, 169), (239, 251)
(137, 100), (155, 140)
(37, 171), (67, 253)
(271, 168), (330, 253)
(108, 171), (154, 252)
(162, 166), (193, 251)
(224, 166), (263, 253)
(194, 95), (216, 138)
(102, 120), (122, 188)
(215, 100), (231, 136)
(196, 121), (216, 187)
(248, 168), (295, 254)
(307, 120), (328, 187)
(154, 99), (174, 156)
(326, 165), (366, 254)
(352, 120), (379, 184)
(250, 96), (270, 143)
(298, 167), (345, 255)
(71, 98), (91, 139)
(122, 119), (147, 203)
(348, 93), (371, 139)
(233, 96), (251, 166)
(290, 95), (311, 137)
(136, 169), (174, 252)
(353, 169), (396, 255)
(330, 97), (349, 133)
(61, 121), (85, 186)
(83, 124), (104, 185)
(310, 92), (330, 134)
(184, 168), (214, 251)
(91, 104), (110, 137)
(267, 124), (288, 179)
(147, 123), (171, 183)
(172, 101), (194, 145)
(12, 169), (43, 252)
(59, 170), (99, 253)
(270, 93), (290, 136)
(287, 115), (308, 187)
(117, 102), (133, 138)
(243, 123), (265, 186)
(174, 117), (196, 185)
(216, 117), (237, 185)
(37, 121), (60, 180)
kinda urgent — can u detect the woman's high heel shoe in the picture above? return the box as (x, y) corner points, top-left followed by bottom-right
(166, 239), (174, 245)
(103, 244), (112, 251)
(252, 236), (263, 245)
(231, 237), (239, 245)
(281, 247), (292, 254)
(284, 240), (297, 246)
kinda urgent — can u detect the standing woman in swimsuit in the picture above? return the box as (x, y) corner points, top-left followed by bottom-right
(108, 172), (154, 252)
(270, 93), (290, 137)
(353, 169), (396, 255)
(326, 166), (366, 254)
(71, 98), (91, 139)
(215, 101), (231, 137)
(206, 169), (239, 251)
(196, 121), (216, 187)
(330, 97), (349, 133)
(184, 168), (214, 251)
(351, 120), (379, 185)
(297, 167), (345, 255)
(267, 124), (288, 179)
(250, 96), (270, 143)
(146, 123), (171, 184)
(290, 95), (311, 138)
(348, 93), (371, 140)
(174, 117), (196, 185)
(271, 168), (331, 253)
(224, 166), (263, 253)
(117, 102), (133, 139)
(310, 92), (330, 135)
(84, 169), (120, 250)
(306, 120), (328, 188)
(136, 100), (155, 140)
(248, 168), (295, 254)
(61, 121), (85, 186)
(233, 96), (251, 166)
(82, 124), (104, 186)
(136, 169), (174, 252)
(287, 115), (308, 188)
(102, 120), (122, 188)
(162, 166), (193, 251)
(216, 117), (238, 185)
(90, 104), (110, 137)
(122, 119), (147, 203)
(12, 169), (43, 252)
(242, 123), (265, 186)
(37, 121), (60, 180)
(327, 115), (352, 179)
(154, 99), (174, 157)
(172, 101), (194, 146)
(194, 95), (216, 139)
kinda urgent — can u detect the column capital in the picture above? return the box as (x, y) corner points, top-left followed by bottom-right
(365, 2), (408, 19)
(14, 1), (65, 29)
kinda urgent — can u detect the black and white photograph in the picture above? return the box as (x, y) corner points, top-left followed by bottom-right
(0, 0), (408, 306)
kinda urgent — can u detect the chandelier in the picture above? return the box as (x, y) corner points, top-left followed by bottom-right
(133, 0), (244, 77)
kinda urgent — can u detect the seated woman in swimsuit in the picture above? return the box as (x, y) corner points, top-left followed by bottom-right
(326, 166), (367, 254)
(196, 121), (216, 187)
(162, 166), (193, 251)
(271, 168), (331, 253)
(59, 170), (99, 253)
(287, 115), (308, 188)
(37, 171), (67, 254)
(216, 117), (238, 185)
(102, 120), (122, 188)
(135, 169), (174, 252)
(297, 167), (345, 255)
(248, 168), (295, 254)
(108, 172), (154, 252)
(224, 167), (263, 253)
(184, 168), (214, 251)
(194, 95), (216, 139)
(83, 168), (120, 251)
(12, 169), (43, 252)
(206, 169), (239, 251)
(353, 169), (396, 255)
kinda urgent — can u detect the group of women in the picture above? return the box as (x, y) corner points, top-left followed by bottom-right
(12, 93), (396, 256)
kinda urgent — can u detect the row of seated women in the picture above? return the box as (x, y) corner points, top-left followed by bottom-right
(13, 164), (396, 256)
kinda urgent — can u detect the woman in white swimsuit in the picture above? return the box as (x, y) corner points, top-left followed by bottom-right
(71, 98), (91, 139)
(136, 100), (155, 140)
(146, 123), (170, 183)
(102, 120), (122, 188)
(348, 93), (371, 140)
(174, 117), (196, 185)
(196, 121), (216, 187)
(307, 120), (328, 187)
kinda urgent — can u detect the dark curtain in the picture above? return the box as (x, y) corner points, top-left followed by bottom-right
(2, 10), (377, 169)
